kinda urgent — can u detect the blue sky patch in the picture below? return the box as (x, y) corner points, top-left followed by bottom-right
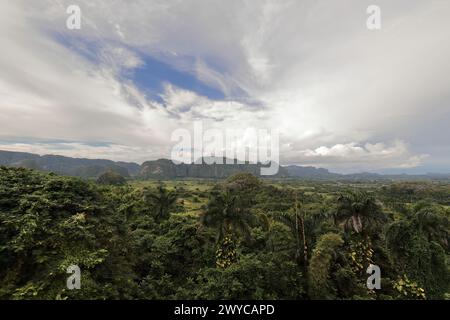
(53, 33), (227, 103)
(130, 54), (226, 102)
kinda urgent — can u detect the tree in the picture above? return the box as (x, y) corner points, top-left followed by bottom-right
(201, 191), (256, 243)
(412, 202), (449, 248)
(225, 172), (262, 192)
(2, 164), (449, 301)
(96, 171), (127, 186)
(385, 203), (450, 298)
(274, 195), (309, 267)
(0, 167), (137, 299)
(335, 191), (386, 234)
(143, 183), (178, 221)
(307, 233), (344, 299)
(201, 191), (256, 268)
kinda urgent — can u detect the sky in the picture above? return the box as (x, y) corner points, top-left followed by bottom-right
(0, 0), (449, 174)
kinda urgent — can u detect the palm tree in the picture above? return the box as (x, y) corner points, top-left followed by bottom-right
(385, 203), (450, 250)
(274, 194), (330, 266)
(411, 203), (449, 247)
(335, 191), (386, 234)
(274, 196), (308, 266)
(144, 183), (178, 221)
(201, 190), (257, 268)
(201, 191), (254, 242)
(385, 203), (450, 297)
(384, 219), (411, 258)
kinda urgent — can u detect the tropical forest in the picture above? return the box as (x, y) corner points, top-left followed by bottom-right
(1, 164), (449, 300)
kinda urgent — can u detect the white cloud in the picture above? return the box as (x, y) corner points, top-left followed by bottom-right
(0, 0), (449, 173)
(99, 45), (144, 72)
(0, 142), (158, 164)
(286, 140), (429, 173)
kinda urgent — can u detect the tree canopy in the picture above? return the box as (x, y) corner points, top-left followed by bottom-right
(0, 167), (449, 300)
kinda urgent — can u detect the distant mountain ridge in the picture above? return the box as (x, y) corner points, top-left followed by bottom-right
(140, 158), (289, 179)
(0, 150), (140, 178)
(285, 165), (340, 179)
(0, 150), (448, 181)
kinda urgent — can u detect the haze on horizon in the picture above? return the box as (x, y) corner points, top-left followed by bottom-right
(0, 0), (449, 174)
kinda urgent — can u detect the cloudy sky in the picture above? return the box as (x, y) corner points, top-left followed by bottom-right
(0, 0), (449, 173)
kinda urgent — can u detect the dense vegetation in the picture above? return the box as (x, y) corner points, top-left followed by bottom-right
(0, 166), (449, 300)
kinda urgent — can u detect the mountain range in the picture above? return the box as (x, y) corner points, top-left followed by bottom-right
(0, 150), (448, 181)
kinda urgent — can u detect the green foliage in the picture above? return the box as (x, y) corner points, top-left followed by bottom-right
(0, 168), (449, 300)
(143, 183), (178, 221)
(194, 253), (304, 299)
(393, 275), (426, 300)
(308, 233), (344, 299)
(96, 171), (127, 186)
(348, 237), (374, 273)
(0, 167), (137, 299)
(216, 235), (237, 268)
(335, 191), (387, 234)
(225, 172), (262, 192)
(385, 203), (450, 299)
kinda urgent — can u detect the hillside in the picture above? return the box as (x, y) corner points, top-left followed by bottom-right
(140, 158), (290, 179)
(1, 150), (449, 181)
(0, 166), (449, 300)
(0, 150), (140, 178)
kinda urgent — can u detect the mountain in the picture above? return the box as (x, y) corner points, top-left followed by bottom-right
(285, 165), (340, 179)
(1, 150), (449, 181)
(0, 150), (140, 178)
(0, 150), (289, 179)
(140, 158), (289, 179)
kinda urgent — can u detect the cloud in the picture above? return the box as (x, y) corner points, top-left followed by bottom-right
(0, 142), (157, 164)
(0, 0), (449, 173)
(285, 140), (429, 173)
(99, 45), (144, 72)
